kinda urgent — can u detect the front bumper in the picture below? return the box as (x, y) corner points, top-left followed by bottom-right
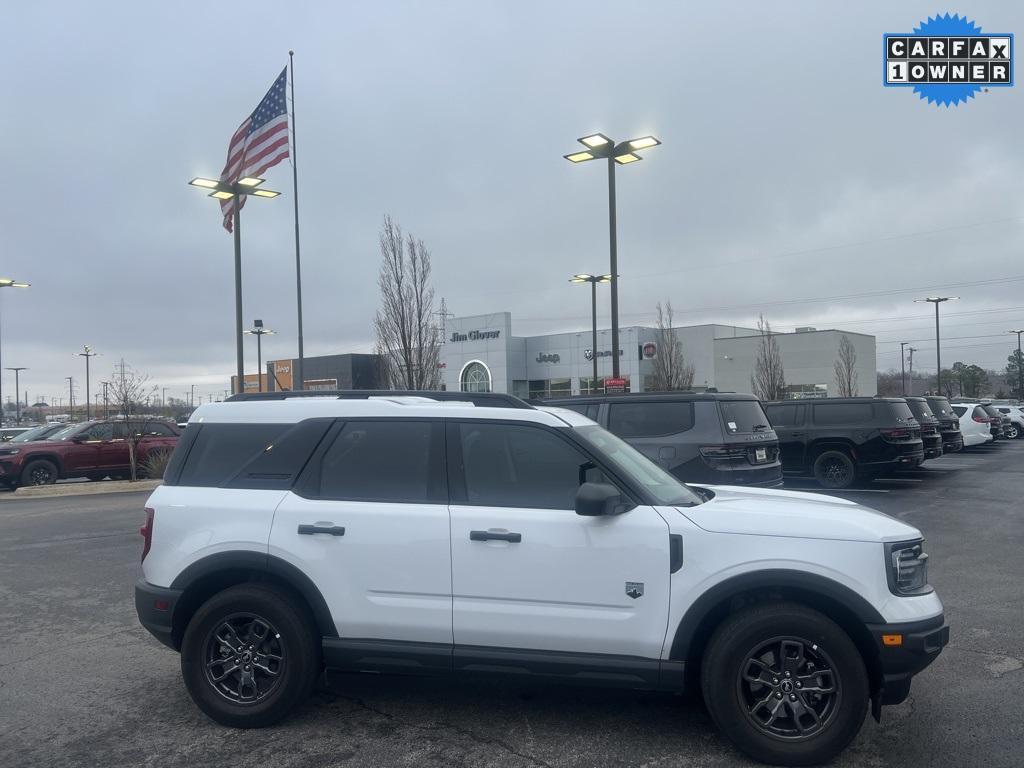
(867, 613), (949, 706)
(135, 578), (184, 650)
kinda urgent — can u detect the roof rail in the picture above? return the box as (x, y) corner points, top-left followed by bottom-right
(224, 389), (534, 409)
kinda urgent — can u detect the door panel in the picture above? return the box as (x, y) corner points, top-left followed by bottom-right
(448, 420), (671, 659)
(270, 419), (452, 643)
(450, 503), (671, 657)
(271, 495), (452, 643)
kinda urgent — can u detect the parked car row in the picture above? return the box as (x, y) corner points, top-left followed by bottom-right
(542, 392), (987, 490)
(951, 402), (1024, 445)
(0, 418), (180, 488)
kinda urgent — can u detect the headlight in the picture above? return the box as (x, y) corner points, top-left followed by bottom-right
(885, 540), (931, 595)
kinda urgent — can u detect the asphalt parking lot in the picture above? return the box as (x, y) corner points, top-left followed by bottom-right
(1, 443), (1022, 768)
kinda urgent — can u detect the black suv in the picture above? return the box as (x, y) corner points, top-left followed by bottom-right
(979, 404), (1005, 439)
(764, 397), (924, 489)
(540, 393), (782, 487)
(905, 397), (943, 460)
(925, 396), (964, 453)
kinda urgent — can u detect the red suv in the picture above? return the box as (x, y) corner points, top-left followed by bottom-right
(0, 419), (180, 487)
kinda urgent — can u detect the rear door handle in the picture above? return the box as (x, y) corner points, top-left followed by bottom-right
(470, 530), (522, 543)
(297, 523), (346, 536)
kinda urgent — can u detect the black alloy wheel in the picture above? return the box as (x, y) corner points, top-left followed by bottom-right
(813, 451), (855, 489)
(21, 459), (58, 486)
(737, 636), (839, 740)
(202, 613), (285, 705)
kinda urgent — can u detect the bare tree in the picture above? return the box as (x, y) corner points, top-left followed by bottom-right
(107, 359), (157, 481)
(648, 301), (695, 391)
(750, 315), (787, 400)
(833, 334), (859, 397)
(374, 215), (442, 390)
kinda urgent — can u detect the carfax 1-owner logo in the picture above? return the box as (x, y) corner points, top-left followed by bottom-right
(884, 13), (1012, 106)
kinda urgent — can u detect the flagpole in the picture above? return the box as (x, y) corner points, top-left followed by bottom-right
(233, 199), (244, 394)
(288, 50), (305, 392)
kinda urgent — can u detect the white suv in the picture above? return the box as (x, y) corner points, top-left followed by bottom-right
(135, 392), (948, 766)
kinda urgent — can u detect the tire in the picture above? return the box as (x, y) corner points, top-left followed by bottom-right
(812, 450), (856, 489)
(180, 583), (321, 728)
(1006, 423), (1020, 440)
(701, 602), (869, 766)
(20, 459), (58, 486)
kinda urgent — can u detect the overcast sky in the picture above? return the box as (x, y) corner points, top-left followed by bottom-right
(3, 1), (1023, 404)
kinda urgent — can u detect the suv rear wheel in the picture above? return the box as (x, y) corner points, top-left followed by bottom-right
(812, 450), (855, 489)
(1005, 423), (1020, 440)
(180, 583), (321, 728)
(21, 459), (58, 486)
(701, 602), (868, 766)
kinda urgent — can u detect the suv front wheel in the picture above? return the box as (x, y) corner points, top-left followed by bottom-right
(701, 602), (868, 766)
(180, 583), (321, 728)
(21, 459), (58, 486)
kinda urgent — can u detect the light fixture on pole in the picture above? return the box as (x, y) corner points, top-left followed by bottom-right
(564, 133), (661, 380)
(189, 177), (280, 394)
(77, 345), (98, 420)
(1009, 330), (1024, 401)
(244, 319), (276, 392)
(4, 367), (26, 424)
(0, 278), (30, 425)
(570, 274), (611, 392)
(914, 297), (958, 394)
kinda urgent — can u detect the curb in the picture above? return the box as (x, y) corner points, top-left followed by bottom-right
(6, 479), (163, 499)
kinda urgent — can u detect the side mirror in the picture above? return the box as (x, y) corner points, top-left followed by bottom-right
(575, 482), (627, 517)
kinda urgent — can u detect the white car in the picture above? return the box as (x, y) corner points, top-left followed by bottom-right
(136, 392), (947, 766)
(951, 403), (995, 447)
(993, 405), (1024, 440)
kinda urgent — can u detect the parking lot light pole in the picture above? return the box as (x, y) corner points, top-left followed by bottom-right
(564, 134), (661, 379)
(78, 345), (98, 420)
(570, 274), (611, 392)
(1010, 330), (1024, 400)
(189, 177), (280, 394)
(899, 342), (909, 396)
(914, 297), (958, 394)
(4, 367), (26, 424)
(244, 319), (275, 392)
(0, 279), (30, 424)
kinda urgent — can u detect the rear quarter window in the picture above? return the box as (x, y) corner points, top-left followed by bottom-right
(176, 423), (290, 487)
(607, 401), (694, 438)
(811, 402), (874, 426)
(952, 406), (967, 417)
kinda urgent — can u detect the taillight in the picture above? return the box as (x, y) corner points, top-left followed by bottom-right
(972, 415), (986, 423)
(881, 428), (912, 442)
(140, 507), (154, 563)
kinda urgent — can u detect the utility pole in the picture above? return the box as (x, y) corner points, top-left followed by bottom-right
(899, 342), (909, 396)
(4, 368), (26, 424)
(66, 376), (74, 420)
(907, 348), (917, 396)
(78, 345), (98, 419)
(101, 381), (110, 419)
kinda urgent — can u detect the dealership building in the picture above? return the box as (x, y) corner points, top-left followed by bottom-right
(438, 312), (877, 398)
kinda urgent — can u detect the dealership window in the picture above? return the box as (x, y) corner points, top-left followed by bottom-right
(581, 376), (631, 395)
(528, 378), (571, 399)
(461, 361), (491, 393)
(512, 381), (529, 399)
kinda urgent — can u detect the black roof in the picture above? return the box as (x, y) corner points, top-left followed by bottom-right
(225, 390), (533, 410)
(540, 391), (761, 405)
(764, 397), (909, 405)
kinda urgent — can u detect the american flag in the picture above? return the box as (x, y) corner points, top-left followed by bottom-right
(219, 68), (290, 231)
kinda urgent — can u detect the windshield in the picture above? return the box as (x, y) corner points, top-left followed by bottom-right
(48, 425), (85, 441)
(11, 424), (62, 442)
(574, 424), (703, 507)
(719, 400), (772, 434)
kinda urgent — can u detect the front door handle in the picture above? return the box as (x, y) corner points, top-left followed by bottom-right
(470, 530), (522, 543)
(298, 523), (346, 536)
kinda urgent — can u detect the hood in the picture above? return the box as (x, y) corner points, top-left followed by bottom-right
(679, 485), (921, 543)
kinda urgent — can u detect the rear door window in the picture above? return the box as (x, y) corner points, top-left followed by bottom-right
(719, 400), (771, 434)
(764, 403), (804, 427)
(318, 420), (444, 503)
(811, 403), (874, 425)
(607, 402), (694, 438)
